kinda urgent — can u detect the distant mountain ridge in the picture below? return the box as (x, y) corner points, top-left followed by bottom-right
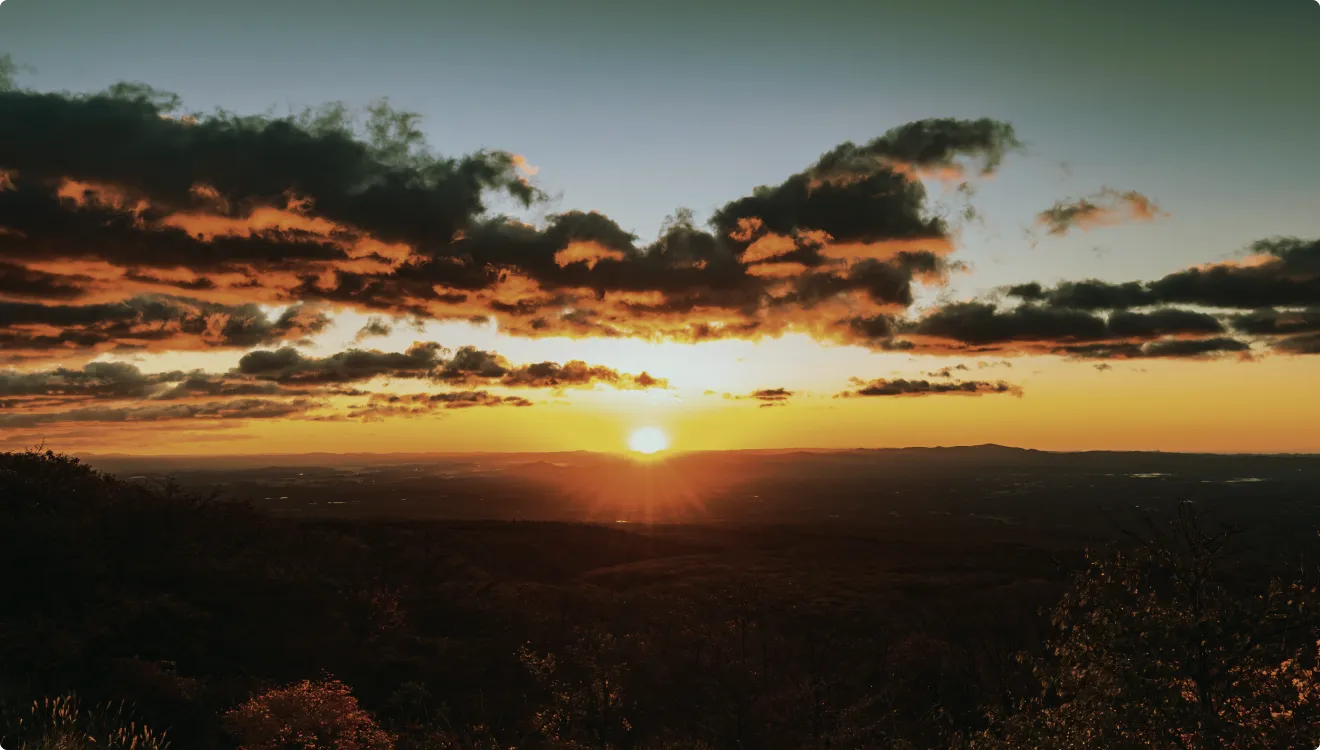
(72, 443), (1320, 476)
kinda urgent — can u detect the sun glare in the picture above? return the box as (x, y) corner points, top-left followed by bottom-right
(628, 426), (670, 455)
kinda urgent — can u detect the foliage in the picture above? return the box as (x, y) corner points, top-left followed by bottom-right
(223, 679), (393, 750)
(974, 501), (1320, 749)
(521, 630), (636, 749)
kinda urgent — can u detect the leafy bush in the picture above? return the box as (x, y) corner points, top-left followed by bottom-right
(974, 502), (1320, 749)
(224, 678), (393, 750)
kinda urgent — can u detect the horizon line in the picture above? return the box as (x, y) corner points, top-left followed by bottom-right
(61, 443), (1320, 460)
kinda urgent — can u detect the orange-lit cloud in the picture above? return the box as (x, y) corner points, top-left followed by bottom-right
(1035, 188), (1167, 238)
(553, 241), (627, 269)
(2, 85), (1016, 352)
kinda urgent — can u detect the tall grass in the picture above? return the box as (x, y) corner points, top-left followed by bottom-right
(2, 694), (168, 750)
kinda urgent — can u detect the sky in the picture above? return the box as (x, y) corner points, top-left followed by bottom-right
(0, 0), (1317, 455)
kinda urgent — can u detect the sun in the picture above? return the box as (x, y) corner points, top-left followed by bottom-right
(628, 426), (670, 455)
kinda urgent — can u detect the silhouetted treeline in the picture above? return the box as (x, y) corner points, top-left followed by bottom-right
(1, 449), (1317, 748)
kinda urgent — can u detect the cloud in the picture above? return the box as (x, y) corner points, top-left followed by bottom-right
(838, 377), (1023, 398)
(237, 342), (447, 384)
(745, 387), (793, 407)
(1059, 337), (1252, 360)
(0, 338), (663, 430)
(914, 238), (1317, 357)
(1106, 308), (1226, 338)
(723, 387), (794, 406)
(0, 360), (174, 400)
(1035, 188), (1166, 238)
(0, 397), (320, 428)
(354, 316), (393, 341)
(1227, 307), (1320, 336)
(430, 345), (666, 390)
(0, 261), (88, 301)
(349, 391), (534, 420)
(903, 302), (1110, 347)
(0, 79), (1022, 348)
(1007, 238), (1320, 312)
(0, 361), (290, 407)
(807, 118), (1022, 182)
(0, 295), (328, 364)
(0, 85), (538, 254)
(3, 72), (1313, 378)
(856, 302), (1251, 359)
(1272, 333), (1320, 355)
(230, 342), (669, 393)
(498, 360), (667, 390)
(924, 364), (970, 378)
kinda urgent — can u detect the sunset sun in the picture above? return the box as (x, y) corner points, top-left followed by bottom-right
(628, 427), (670, 455)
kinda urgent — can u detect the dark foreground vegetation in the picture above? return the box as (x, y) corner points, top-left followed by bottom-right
(2, 449), (1319, 749)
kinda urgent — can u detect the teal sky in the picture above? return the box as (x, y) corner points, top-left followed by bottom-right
(1, 0), (1318, 299)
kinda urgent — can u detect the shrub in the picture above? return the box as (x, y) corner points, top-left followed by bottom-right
(974, 502), (1320, 749)
(224, 678), (393, 750)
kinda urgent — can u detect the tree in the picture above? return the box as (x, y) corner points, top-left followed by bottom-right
(520, 630), (636, 749)
(975, 502), (1320, 749)
(0, 54), (22, 92)
(224, 678), (394, 750)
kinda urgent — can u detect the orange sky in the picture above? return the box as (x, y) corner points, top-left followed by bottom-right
(2, 64), (1318, 456)
(7, 309), (1315, 456)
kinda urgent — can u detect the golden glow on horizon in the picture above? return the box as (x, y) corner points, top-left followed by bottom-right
(10, 317), (1320, 457)
(628, 427), (670, 455)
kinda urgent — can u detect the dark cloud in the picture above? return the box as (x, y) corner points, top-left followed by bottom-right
(903, 302), (1110, 347)
(0, 79), (1021, 347)
(1004, 279), (1151, 310)
(1008, 238), (1320, 312)
(0, 295), (328, 363)
(237, 342), (446, 384)
(233, 342), (666, 391)
(1034, 188), (1165, 238)
(0, 337), (661, 430)
(808, 118), (1022, 180)
(1106, 309), (1225, 338)
(839, 377), (1023, 398)
(350, 391), (534, 420)
(1272, 333), (1320, 355)
(924, 364), (970, 378)
(0, 360), (293, 408)
(746, 387), (793, 407)
(4, 73), (1311, 376)
(847, 302), (1246, 360)
(434, 346), (510, 380)
(498, 360), (667, 390)
(1060, 337), (1251, 360)
(939, 238), (1320, 357)
(1227, 308), (1320, 336)
(0, 397), (319, 428)
(354, 316), (393, 341)
(0, 361), (170, 399)
(431, 345), (667, 390)
(0, 85), (538, 253)
(151, 374), (291, 400)
(0, 261), (87, 301)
